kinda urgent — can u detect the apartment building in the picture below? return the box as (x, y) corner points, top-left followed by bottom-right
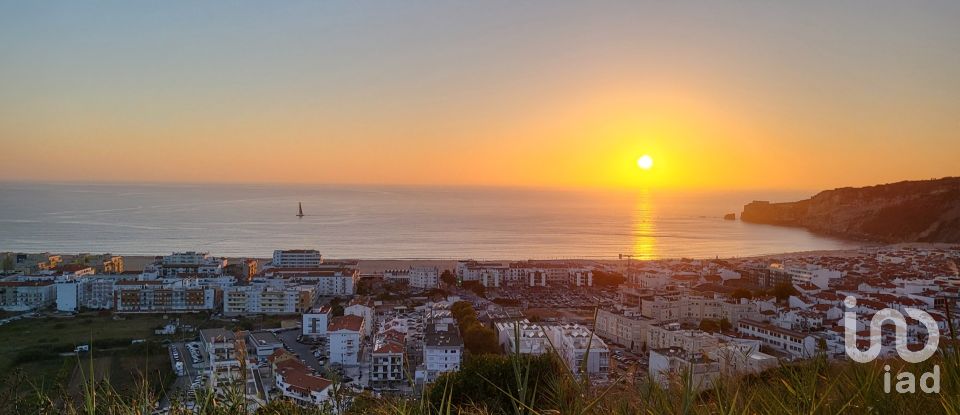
(345, 298), (375, 337)
(262, 268), (357, 296)
(737, 319), (818, 358)
(200, 328), (241, 386)
(641, 295), (760, 325)
(421, 321), (463, 383)
(248, 331), (284, 360)
(545, 323), (609, 376)
(409, 266), (439, 290)
(223, 284), (310, 315)
(595, 308), (654, 352)
(768, 263), (843, 289)
(302, 306), (331, 339)
(0, 280), (56, 311)
(328, 315), (364, 366)
(370, 329), (406, 391)
(114, 281), (219, 313)
(646, 322), (720, 353)
(94, 254), (124, 274)
(494, 319), (550, 355)
(383, 269), (409, 283)
(272, 354), (332, 407)
(649, 347), (720, 392)
(155, 252), (226, 278)
(272, 249), (322, 268)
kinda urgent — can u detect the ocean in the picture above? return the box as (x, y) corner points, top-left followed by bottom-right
(0, 183), (864, 260)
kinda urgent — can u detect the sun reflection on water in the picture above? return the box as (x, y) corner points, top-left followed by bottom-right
(632, 189), (658, 260)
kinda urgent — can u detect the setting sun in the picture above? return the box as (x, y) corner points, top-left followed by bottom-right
(637, 155), (654, 170)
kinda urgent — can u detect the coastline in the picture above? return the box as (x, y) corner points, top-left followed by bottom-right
(12, 242), (957, 273)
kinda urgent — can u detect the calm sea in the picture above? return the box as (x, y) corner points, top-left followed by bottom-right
(0, 183), (863, 260)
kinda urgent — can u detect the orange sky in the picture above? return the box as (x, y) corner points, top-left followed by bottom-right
(1, 2), (958, 190)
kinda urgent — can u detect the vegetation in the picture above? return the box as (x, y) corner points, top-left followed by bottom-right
(441, 269), (458, 286)
(697, 318), (731, 333)
(730, 288), (752, 300)
(771, 282), (800, 302)
(462, 281), (487, 298)
(450, 301), (500, 355)
(1, 254), (13, 272)
(591, 270), (626, 287)
(1, 315), (959, 414)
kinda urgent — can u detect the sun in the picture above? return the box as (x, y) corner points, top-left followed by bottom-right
(637, 154), (653, 170)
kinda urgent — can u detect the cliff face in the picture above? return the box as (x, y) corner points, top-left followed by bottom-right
(742, 177), (960, 243)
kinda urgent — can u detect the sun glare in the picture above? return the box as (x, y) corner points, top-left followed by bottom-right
(637, 154), (653, 170)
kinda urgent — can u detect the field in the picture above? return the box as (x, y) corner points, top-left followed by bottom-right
(0, 312), (213, 398)
(0, 310), (295, 401)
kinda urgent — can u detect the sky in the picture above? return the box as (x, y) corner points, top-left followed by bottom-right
(1, 1), (958, 190)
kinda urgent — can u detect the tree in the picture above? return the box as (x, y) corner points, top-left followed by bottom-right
(731, 288), (753, 300)
(440, 269), (457, 286)
(463, 325), (500, 355)
(462, 281), (486, 298)
(771, 282), (799, 302)
(719, 318), (732, 332)
(698, 319), (720, 333)
(1, 255), (12, 272)
(592, 270), (626, 287)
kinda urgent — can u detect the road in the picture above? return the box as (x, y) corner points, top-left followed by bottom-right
(159, 341), (203, 409)
(277, 329), (325, 374)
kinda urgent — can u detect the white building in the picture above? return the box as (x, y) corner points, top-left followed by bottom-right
(223, 283), (306, 315)
(383, 269), (409, 283)
(545, 323), (609, 377)
(272, 249), (322, 268)
(768, 263), (843, 290)
(371, 329), (406, 391)
(646, 323), (720, 353)
(595, 308), (654, 352)
(421, 321), (463, 383)
(0, 280), (56, 311)
(263, 268), (357, 296)
(708, 342), (779, 377)
(737, 319), (818, 358)
(248, 331), (284, 360)
(272, 354), (332, 407)
(302, 307), (331, 339)
(569, 270), (593, 287)
(162, 251), (211, 266)
(409, 267), (439, 290)
(82, 278), (116, 310)
(649, 347), (720, 392)
(328, 315), (364, 366)
(56, 281), (81, 312)
(200, 328), (240, 386)
(157, 252), (226, 278)
(495, 319), (550, 355)
(345, 298), (375, 337)
(641, 295), (760, 325)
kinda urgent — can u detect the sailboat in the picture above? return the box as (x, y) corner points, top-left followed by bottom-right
(297, 202), (304, 218)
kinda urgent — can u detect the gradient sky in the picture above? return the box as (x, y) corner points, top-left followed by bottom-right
(1, 1), (958, 190)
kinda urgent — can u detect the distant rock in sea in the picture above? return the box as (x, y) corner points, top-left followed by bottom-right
(741, 177), (960, 243)
(724, 213), (736, 220)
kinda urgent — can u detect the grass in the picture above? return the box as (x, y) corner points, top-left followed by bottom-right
(1, 310), (957, 414)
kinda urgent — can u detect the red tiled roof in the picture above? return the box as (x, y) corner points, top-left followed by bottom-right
(374, 342), (404, 354)
(327, 315), (364, 332)
(275, 359), (332, 393)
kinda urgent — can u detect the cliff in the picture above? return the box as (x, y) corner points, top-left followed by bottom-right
(741, 177), (960, 243)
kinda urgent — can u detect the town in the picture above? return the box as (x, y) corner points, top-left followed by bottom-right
(1, 245), (958, 412)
